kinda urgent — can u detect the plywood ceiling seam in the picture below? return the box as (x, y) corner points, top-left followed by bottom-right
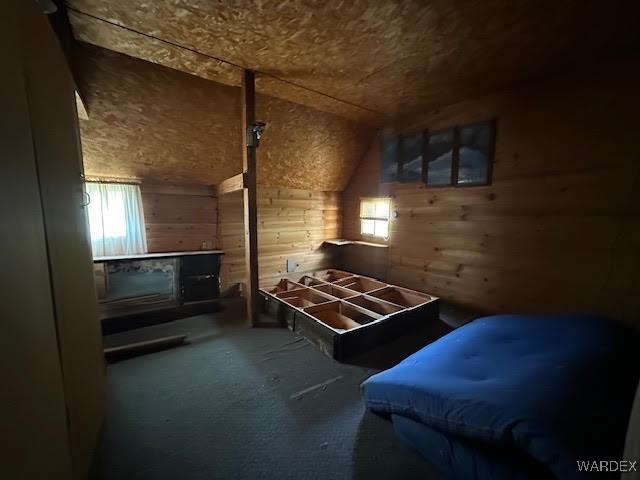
(66, 7), (246, 73)
(74, 43), (374, 190)
(65, 6), (383, 124)
(66, 0), (640, 119)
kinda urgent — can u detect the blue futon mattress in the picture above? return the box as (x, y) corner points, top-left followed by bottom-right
(361, 314), (638, 479)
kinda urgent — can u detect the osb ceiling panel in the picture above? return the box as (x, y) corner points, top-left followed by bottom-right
(67, 9), (240, 87)
(66, 0), (640, 119)
(74, 44), (242, 185)
(256, 94), (373, 190)
(67, 9), (379, 124)
(74, 44), (373, 190)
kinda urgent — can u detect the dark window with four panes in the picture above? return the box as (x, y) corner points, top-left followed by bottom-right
(381, 120), (495, 187)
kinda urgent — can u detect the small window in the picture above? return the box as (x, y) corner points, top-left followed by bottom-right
(86, 182), (148, 257)
(360, 197), (390, 240)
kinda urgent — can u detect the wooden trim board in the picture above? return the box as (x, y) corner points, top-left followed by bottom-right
(217, 172), (245, 195)
(323, 239), (389, 248)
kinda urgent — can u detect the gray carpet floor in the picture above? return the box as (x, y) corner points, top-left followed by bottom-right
(93, 299), (456, 480)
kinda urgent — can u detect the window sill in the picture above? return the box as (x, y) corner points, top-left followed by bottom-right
(323, 239), (389, 248)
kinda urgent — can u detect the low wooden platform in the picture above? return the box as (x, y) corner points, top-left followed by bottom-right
(260, 269), (439, 360)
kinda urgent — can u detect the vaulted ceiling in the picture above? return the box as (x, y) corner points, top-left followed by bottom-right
(66, 0), (640, 123)
(73, 44), (373, 190)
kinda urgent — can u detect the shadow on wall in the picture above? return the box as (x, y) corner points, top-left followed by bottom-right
(337, 244), (390, 282)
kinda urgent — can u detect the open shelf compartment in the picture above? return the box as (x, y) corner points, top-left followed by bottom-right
(332, 276), (386, 293)
(368, 286), (433, 308)
(312, 283), (359, 299)
(296, 275), (327, 287)
(344, 294), (404, 316)
(259, 269), (439, 360)
(264, 278), (305, 295)
(309, 269), (355, 283)
(276, 287), (334, 308)
(303, 301), (381, 331)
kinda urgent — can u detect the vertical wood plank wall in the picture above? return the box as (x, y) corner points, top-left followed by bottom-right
(342, 58), (640, 324)
(218, 188), (341, 293)
(141, 183), (217, 252)
(218, 190), (245, 292)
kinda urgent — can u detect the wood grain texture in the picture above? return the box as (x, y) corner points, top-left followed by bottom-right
(342, 58), (640, 325)
(73, 43), (240, 185)
(66, 0), (640, 118)
(256, 93), (374, 191)
(255, 74), (379, 125)
(73, 44), (373, 190)
(67, 9), (241, 87)
(67, 9), (378, 124)
(140, 182), (214, 197)
(219, 188), (341, 294)
(217, 173), (244, 195)
(140, 184), (217, 252)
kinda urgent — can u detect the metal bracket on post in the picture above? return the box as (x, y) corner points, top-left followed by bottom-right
(246, 121), (266, 148)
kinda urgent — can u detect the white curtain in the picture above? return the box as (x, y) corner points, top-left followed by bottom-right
(86, 182), (147, 257)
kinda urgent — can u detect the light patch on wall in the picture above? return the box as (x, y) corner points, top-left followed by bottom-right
(75, 90), (89, 120)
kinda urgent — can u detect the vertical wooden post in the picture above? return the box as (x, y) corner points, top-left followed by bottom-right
(242, 70), (259, 326)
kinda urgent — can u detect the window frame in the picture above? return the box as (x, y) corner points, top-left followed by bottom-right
(359, 197), (391, 241)
(423, 119), (496, 188)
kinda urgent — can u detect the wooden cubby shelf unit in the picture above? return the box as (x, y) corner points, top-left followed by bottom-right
(260, 269), (439, 360)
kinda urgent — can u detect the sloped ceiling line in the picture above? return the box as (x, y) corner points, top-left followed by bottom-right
(73, 43), (375, 190)
(66, 6), (383, 125)
(65, 0), (640, 120)
(68, 7), (246, 75)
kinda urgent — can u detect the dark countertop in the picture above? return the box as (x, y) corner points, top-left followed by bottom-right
(94, 250), (224, 263)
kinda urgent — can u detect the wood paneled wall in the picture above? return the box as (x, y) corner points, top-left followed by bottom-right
(218, 188), (341, 294)
(342, 58), (640, 325)
(140, 183), (217, 253)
